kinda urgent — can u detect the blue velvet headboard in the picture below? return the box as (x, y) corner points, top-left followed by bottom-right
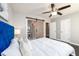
(0, 20), (14, 55)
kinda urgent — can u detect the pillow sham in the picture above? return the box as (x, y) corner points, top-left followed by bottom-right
(18, 38), (32, 56)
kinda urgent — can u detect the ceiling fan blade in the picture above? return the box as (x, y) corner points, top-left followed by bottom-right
(57, 12), (62, 15)
(51, 4), (55, 10)
(49, 14), (52, 17)
(58, 5), (71, 11)
(42, 11), (51, 14)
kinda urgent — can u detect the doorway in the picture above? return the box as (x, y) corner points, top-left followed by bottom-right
(27, 20), (44, 39)
(46, 23), (49, 38)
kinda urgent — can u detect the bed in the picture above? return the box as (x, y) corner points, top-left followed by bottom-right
(1, 37), (75, 56)
(30, 38), (75, 56)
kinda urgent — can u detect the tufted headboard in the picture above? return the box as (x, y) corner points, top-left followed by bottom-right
(0, 20), (14, 55)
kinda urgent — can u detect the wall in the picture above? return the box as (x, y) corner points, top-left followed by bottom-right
(71, 12), (79, 44)
(0, 3), (9, 23)
(12, 13), (26, 29)
(0, 3), (14, 25)
(7, 4), (15, 25)
(0, 3), (49, 40)
(11, 13), (26, 39)
(3, 3), (50, 39)
(0, 4), (8, 20)
(51, 11), (79, 44)
(8, 12), (48, 40)
(0, 4), (27, 39)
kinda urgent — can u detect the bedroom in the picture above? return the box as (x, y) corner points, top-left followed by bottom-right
(0, 3), (79, 56)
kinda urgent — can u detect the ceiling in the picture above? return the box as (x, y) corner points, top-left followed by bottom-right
(9, 3), (79, 20)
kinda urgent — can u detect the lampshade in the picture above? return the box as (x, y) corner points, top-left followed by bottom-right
(15, 29), (21, 35)
(51, 12), (57, 16)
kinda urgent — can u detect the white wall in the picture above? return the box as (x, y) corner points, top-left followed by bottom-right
(0, 4), (26, 39)
(11, 13), (26, 39)
(0, 3), (50, 40)
(51, 11), (79, 44)
(7, 4), (15, 25)
(71, 12), (79, 44)
(0, 4), (8, 20)
(12, 13), (26, 29)
(7, 9), (49, 39)
(0, 3), (14, 25)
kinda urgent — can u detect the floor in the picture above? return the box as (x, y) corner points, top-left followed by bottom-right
(68, 43), (79, 56)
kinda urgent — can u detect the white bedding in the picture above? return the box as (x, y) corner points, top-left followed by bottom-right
(1, 38), (21, 56)
(1, 37), (75, 56)
(30, 38), (75, 56)
(1, 38), (32, 56)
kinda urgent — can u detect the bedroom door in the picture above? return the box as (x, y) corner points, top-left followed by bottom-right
(60, 19), (71, 42)
(50, 22), (56, 39)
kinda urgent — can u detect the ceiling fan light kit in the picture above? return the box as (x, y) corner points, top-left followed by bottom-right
(51, 12), (57, 16)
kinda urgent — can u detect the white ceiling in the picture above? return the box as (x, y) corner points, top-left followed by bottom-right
(9, 3), (79, 20)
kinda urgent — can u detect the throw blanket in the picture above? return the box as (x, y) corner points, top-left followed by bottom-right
(0, 21), (14, 55)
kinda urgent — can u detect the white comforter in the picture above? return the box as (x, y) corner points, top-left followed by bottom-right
(30, 38), (75, 56)
(1, 38), (75, 56)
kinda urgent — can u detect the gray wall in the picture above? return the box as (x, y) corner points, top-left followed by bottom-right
(51, 11), (79, 44)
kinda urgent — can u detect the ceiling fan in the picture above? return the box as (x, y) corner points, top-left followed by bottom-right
(42, 4), (71, 17)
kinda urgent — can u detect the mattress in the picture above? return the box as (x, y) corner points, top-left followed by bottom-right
(30, 38), (75, 56)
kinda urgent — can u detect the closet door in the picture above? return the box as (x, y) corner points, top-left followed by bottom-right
(60, 19), (71, 42)
(50, 22), (56, 39)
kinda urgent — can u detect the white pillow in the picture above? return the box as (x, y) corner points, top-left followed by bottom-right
(24, 39), (32, 50)
(1, 38), (21, 56)
(18, 38), (32, 56)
